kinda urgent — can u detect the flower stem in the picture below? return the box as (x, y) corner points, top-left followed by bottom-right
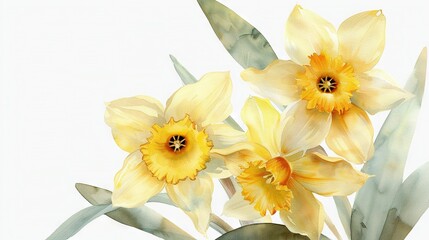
(219, 177), (237, 198)
(219, 177), (251, 226)
(333, 196), (351, 239)
(210, 213), (234, 234)
(325, 212), (343, 240)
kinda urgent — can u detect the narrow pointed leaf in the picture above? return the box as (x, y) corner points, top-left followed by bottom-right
(333, 196), (351, 239)
(224, 116), (243, 131)
(320, 235), (332, 240)
(147, 192), (175, 206)
(147, 192), (232, 234)
(351, 48), (427, 239)
(197, 0), (277, 70)
(170, 55), (197, 84)
(75, 183), (194, 240)
(379, 162), (429, 240)
(47, 204), (115, 240)
(216, 223), (309, 240)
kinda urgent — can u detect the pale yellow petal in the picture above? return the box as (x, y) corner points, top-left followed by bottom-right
(352, 70), (413, 114)
(165, 72), (232, 127)
(326, 105), (374, 164)
(205, 123), (246, 149)
(338, 10), (386, 72)
(241, 60), (303, 106)
(285, 5), (338, 65)
(241, 96), (281, 156)
(280, 179), (324, 240)
(211, 142), (271, 176)
(281, 101), (332, 155)
(166, 172), (214, 234)
(291, 152), (368, 196)
(223, 191), (264, 221)
(105, 96), (165, 152)
(204, 156), (232, 179)
(112, 151), (164, 208)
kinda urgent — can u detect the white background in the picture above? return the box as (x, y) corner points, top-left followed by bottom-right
(1, 0), (428, 239)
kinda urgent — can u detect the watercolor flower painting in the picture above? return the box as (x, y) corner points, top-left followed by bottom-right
(2, 0), (428, 240)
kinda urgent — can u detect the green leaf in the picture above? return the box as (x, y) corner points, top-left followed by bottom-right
(379, 162), (429, 240)
(169, 55), (197, 85)
(351, 48), (427, 240)
(333, 196), (351, 239)
(197, 0), (277, 70)
(75, 183), (195, 240)
(224, 116), (244, 131)
(319, 235), (332, 240)
(47, 204), (115, 240)
(216, 223), (309, 240)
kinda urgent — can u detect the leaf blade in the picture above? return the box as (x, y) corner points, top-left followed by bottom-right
(379, 162), (429, 240)
(351, 48), (427, 239)
(333, 196), (351, 239)
(75, 183), (195, 240)
(169, 55), (197, 85)
(47, 204), (115, 240)
(216, 223), (309, 240)
(197, 0), (277, 70)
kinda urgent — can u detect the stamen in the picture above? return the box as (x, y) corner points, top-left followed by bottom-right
(168, 135), (186, 152)
(262, 173), (275, 184)
(318, 76), (337, 93)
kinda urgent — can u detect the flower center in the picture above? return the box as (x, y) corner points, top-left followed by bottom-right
(297, 52), (360, 114)
(168, 135), (186, 152)
(318, 76), (337, 93)
(141, 115), (213, 184)
(237, 157), (293, 216)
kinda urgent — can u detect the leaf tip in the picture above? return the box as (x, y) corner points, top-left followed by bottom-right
(169, 54), (176, 62)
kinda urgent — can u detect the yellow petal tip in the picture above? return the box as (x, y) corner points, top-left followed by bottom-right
(292, 5), (303, 15)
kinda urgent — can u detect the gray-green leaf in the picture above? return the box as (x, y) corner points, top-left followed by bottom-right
(216, 223), (309, 240)
(379, 162), (429, 240)
(47, 204), (115, 240)
(333, 196), (351, 239)
(75, 183), (195, 240)
(169, 55), (197, 85)
(351, 48), (427, 240)
(197, 0), (277, 70)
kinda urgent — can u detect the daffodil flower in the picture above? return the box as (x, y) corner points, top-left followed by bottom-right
(104, 72), (245, 234)
(241, 5), (412, 163)
(213, 97), (368, 240)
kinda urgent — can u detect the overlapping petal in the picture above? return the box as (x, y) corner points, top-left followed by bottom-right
(112, 151), (164, 208)
(105, 96), (165, 152)
(352, 70), (413, 114)
(166, 172), (214, 234)
(280, 101), (332, 155)
(291, 152), (368, 196)
(338, 10), (386, 72)
(223, 191), (265, 221)
(280, 179), (324, 240)
(241, 97), (281, 156)
(205, 123), (246, 149)
(165, 71), (232, 127)
(211, 142), (271, 176)
(241, 60), (303, 106)
(285, 5), (338, 65)
(326, 105), (374, 164)
(204, 157), (232, 179)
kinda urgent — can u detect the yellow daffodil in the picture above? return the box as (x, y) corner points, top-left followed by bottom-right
(104, 72), (245, 234)
(241, 5), (412, 163)
(212, 97), (368, 240)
